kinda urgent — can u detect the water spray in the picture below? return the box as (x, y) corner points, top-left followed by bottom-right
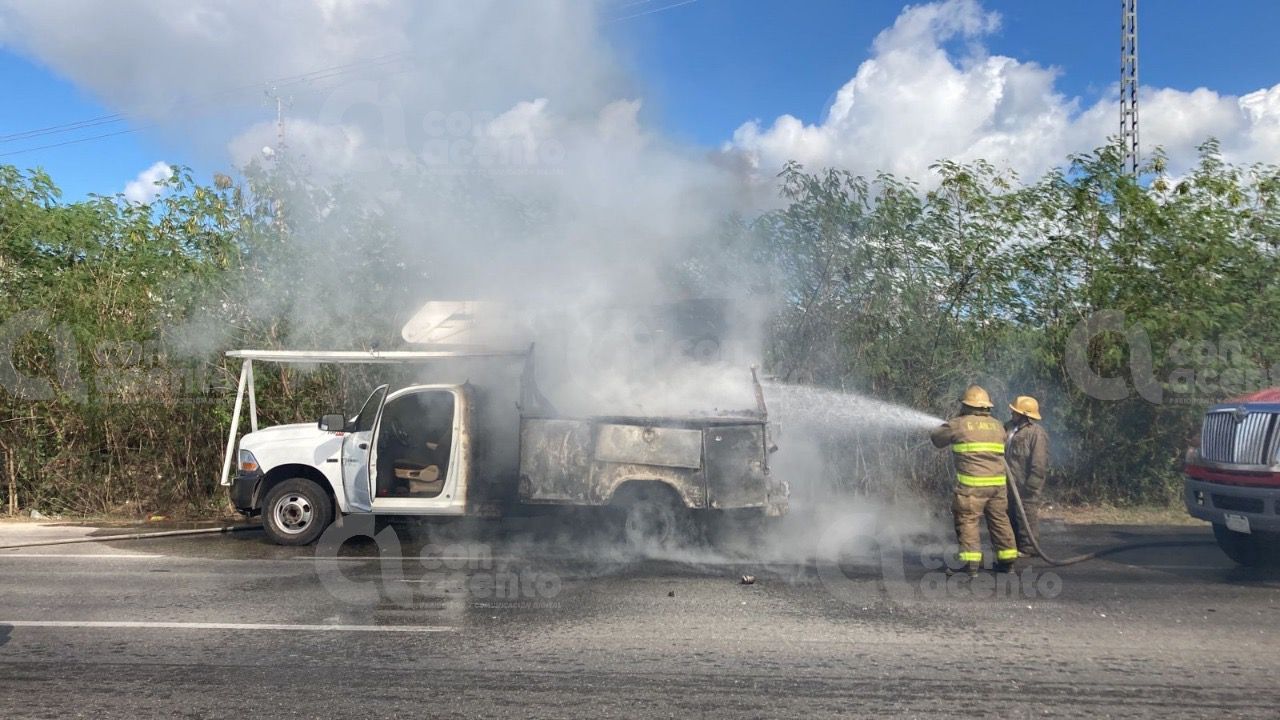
(762, 382), (943, 433)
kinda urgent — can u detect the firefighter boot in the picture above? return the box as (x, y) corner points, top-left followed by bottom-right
(945, 561), (980, 578)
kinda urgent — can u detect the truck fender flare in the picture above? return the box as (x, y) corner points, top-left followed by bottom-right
(607, 479), (691, 509)
(256, 464), (337, 513)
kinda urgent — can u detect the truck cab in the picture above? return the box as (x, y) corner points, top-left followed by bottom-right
(1184, 388), (1280, 565)
(232, 383), (473, 544)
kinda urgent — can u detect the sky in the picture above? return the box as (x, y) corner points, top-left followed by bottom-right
(2, 0), (1280, 201)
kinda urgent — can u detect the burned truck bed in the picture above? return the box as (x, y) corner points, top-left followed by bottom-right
(517, 413), (787, 515)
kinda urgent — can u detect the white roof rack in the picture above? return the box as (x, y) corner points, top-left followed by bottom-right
(218, 347), (526, 487)
(225, 349), (523, 363)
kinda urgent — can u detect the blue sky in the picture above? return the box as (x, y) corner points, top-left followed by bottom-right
(609, 0), (1280, 145)
(3, 0), (1280, 199)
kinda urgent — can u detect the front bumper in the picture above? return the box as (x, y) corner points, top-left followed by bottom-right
(1185, 476), (1280, 532)
(229, 470), (263, 514)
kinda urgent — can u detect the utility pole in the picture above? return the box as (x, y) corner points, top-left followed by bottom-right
(263, 86), (291, 233)
(1120, 0), (1139, 176)
(265, 86), (290, 153)
(275, 93), (285, 149)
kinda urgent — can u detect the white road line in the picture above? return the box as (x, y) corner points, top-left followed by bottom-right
(0, 620), (455, 633)
(0, 553), (163, 560)
(1125, 564), (1228, 571)
(0, 553), (527, 563)
(304, 556), (520, 562)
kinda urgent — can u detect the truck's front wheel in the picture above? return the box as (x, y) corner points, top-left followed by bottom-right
(262, 478), (333, 546)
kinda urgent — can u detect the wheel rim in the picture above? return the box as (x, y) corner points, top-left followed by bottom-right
(273, 493), (314, 535)
(626, 504), (673, 545)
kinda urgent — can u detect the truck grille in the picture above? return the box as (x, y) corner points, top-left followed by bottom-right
(1200, 410), (1278, 465)
(1210, 494), (1265, 514)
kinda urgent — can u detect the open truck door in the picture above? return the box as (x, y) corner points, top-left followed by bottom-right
(341, 384), (388, 513)
(365, 385), (471, 516)
(340, 384), (472, 516)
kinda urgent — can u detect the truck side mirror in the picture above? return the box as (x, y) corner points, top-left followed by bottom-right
(318, 414), (347, 432)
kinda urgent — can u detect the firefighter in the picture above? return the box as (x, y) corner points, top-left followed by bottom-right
(1005, 395), (1049, 558)
(930, 385), (1019, 576)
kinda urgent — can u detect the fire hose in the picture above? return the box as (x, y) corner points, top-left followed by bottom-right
(0, 524), (259, 550)
(1005, 477), (1211, 566)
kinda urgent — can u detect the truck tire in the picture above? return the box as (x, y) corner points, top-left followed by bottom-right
(262, 478), (333, 546)
(1212, 522), (1262, 566)
(621, 493), (696, 549)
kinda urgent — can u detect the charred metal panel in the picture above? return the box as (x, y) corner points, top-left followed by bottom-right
(519, 419), (594, 503)
(593, 424), (703, 469)
(704, 424), (768, 509)
(519, 417), (776, 512)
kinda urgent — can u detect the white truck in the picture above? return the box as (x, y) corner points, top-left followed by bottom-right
(221, 349), (788, 545)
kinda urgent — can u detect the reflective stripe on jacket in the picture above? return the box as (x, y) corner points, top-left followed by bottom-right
(930, 413), (1007, 487)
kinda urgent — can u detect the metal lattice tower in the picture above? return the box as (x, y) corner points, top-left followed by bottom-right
(1120, 0), (1139, 175)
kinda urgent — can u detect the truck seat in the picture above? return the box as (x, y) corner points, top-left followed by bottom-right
(393, 462), (444, 497)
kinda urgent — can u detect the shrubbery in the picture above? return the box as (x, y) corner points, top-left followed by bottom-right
(2, 141), (1277, 514)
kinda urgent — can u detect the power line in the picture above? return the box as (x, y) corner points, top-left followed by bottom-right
(606, 0), (698, 23)
(0, 128), (149, 158)
(0, 114), (127, 143)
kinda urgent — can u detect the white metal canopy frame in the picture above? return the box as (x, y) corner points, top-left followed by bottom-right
(218, 348), (525, 487)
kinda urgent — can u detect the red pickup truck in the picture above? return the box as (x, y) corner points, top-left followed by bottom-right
(1184, 388), (1280, 565)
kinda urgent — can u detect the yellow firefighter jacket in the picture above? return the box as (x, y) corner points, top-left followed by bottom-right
(930, 411), (1007, 487)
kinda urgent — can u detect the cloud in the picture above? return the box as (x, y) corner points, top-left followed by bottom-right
(122, 161), (173, 203)
(724, 0), (1280, 182)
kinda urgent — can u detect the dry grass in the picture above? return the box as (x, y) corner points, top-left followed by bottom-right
(1040, 502), (1201, 526)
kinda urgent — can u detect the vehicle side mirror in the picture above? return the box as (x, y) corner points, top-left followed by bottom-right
(318, 414), (347, 432)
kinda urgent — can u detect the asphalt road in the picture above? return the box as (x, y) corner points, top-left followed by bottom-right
(0, 517), (1277, 719)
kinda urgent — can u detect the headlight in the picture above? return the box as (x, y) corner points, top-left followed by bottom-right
(238, 449), (260, 473)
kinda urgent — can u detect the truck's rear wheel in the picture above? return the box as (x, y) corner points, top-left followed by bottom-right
(1212, 522), (1263, 566)
(625, 501), (678, 547)
(262, 478), (333, 546)
(617, 485), (696, 550)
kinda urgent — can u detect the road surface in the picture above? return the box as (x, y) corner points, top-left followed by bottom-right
(0, 518), (1276, 718)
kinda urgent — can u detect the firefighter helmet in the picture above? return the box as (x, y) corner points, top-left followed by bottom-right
(960, 384), (994, 409)
(1009, 395), (1042, 420)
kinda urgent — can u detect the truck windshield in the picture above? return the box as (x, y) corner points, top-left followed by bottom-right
(351, 385), (389, 432)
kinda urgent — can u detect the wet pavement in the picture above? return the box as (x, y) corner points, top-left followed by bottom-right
(0, 518), (1277, 718)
